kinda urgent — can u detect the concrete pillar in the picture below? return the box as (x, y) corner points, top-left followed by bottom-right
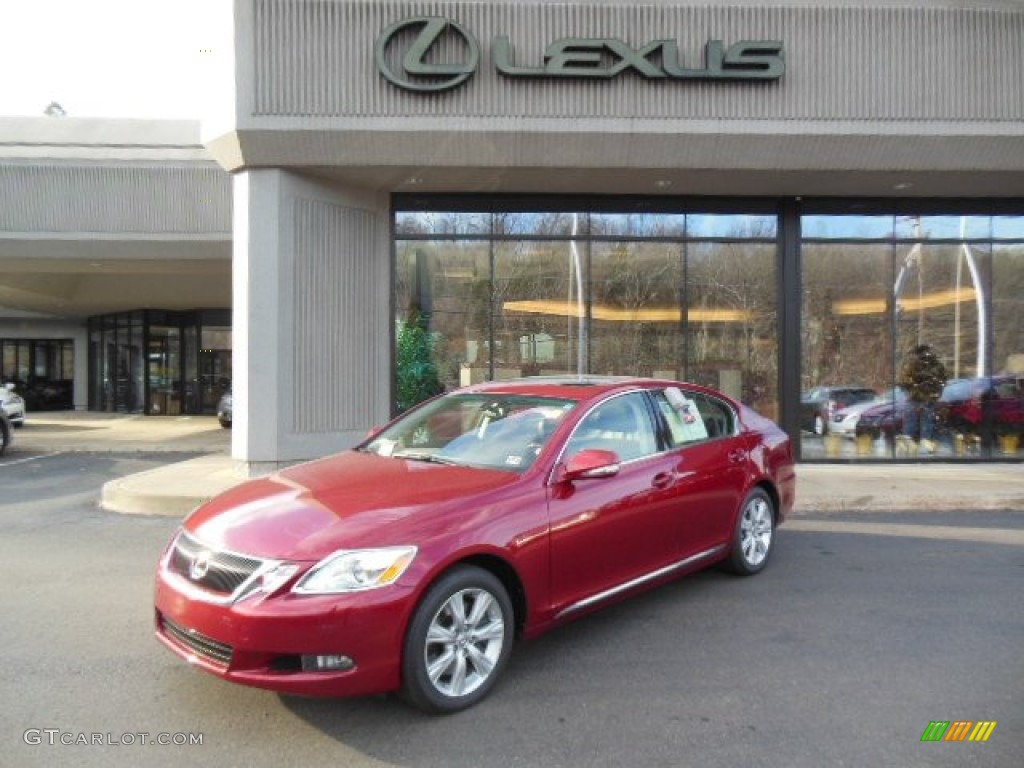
(232, 169), (390, 472)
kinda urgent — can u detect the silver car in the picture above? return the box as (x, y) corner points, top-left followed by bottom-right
(1, 383), (25, 427)
(831, 388), (907, 438)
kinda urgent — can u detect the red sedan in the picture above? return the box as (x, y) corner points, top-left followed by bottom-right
(154, 377), (795, 713)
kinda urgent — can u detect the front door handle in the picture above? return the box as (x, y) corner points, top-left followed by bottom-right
(652, 471), (676, 489)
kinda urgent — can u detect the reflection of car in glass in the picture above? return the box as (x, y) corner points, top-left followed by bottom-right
(800, 386), (878, 435)
(216, 390), (232, 428)
(937, 376), (1024, 435)
(855, 378), (1024, 441)
(154, 377), (795, 713)
(854, 399), (914, 439)
(1, 383), (26, 427)
(830, 388), (907, 438)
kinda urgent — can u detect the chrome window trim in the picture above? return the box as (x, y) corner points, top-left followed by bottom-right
(548, 389), (660, 482)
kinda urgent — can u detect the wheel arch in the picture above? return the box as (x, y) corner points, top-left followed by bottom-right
(454, 554), (528, 637)
(411, 553), (528, 638)
(753, 479), (781, 523)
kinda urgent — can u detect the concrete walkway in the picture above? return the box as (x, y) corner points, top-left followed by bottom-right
(4, 412), (1022, 518)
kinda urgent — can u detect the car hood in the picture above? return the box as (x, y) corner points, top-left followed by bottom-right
(184, 451), (520, 561)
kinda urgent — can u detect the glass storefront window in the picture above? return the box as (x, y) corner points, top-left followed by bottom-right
(589, 241), (683, 378)
(993, 216), (1024, 240)
(393, 201), (1021, 463)
(894, 215), (992, 241)
(198, 325), (232, 412)
(0, 339), (74, 410)
(393, 204), (780, 425)
(86, 309), (231, 416)
(802, 215), (895, 240)
(800, 213), (1021, 460)
(148, 326), (180, 415)
(687, 241), (778, 420)
(687, 214), (777, 239)
(493, 240), (580, 378)
(395, 241), (492, 409)
(591, 213), (685, 239)
(494, 211), (586, 238)
(395, 211), (491, 237)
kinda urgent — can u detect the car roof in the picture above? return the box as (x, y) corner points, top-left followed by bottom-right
(455, 376), (715, 403)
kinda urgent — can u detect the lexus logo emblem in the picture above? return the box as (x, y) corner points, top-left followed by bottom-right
(189, 552), (211, 580)
(374, 16), (480, 92)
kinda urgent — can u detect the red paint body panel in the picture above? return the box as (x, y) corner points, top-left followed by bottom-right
(154, 378), (795, 699)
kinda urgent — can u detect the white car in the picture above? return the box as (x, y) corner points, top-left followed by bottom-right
(830, 399), (882, 437)
(1, 383), (26, 427)
(830, 388), (907, 438)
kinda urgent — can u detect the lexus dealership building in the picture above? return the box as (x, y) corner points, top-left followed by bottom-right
(2, 0), (1023, 467)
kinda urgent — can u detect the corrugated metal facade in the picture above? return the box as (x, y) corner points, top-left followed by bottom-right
(0, 164), (231, 235)
(248, 1), (1024, 122)
(292, 197), (381, 434)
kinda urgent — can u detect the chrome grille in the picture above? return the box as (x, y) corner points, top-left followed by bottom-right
(160, 615), (233, 666)
(169, 530), (265, 596)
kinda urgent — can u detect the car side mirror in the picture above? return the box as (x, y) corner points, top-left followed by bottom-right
(560, 449), (621, 481)
(3, 383), (13, 393)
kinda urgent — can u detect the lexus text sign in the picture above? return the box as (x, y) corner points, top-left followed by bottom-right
(375, 17), (785, 92)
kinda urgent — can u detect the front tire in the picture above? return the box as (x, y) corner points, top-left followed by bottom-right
(726, 488), (775, 576)
(400, 566), (514, 714)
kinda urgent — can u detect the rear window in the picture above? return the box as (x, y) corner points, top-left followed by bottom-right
(654, 388), (735, 447)
(836, 389), (876, 405)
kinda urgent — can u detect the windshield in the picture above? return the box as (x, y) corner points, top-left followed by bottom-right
(361, 393), (577, 472)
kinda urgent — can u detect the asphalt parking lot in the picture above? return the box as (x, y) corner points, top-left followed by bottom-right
(1, 447), (1022, 768)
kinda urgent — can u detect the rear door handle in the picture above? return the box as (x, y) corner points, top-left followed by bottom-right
(728, 449), (746, 464)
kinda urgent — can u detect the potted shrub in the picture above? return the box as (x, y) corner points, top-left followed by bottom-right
(996, 422), (1021, 456)
(396, 312), (444, 412)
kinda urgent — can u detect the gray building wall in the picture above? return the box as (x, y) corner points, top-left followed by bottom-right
(232, 170), (389, 469)
(212, 0), (1024, 465)
(206, 0), (1024, 197)
(0, 118), (233, 417)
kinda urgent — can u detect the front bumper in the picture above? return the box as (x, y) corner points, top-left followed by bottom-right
(154, 565), (415, 698)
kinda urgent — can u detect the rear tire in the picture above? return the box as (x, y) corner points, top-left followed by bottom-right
(726, 488), (775, 576)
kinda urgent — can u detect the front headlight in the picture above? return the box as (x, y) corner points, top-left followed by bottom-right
(292, 546), (417, 594)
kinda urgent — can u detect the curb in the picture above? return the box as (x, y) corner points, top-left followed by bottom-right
(99, 455), (248, 517)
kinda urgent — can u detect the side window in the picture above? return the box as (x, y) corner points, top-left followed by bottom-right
(693, 393), (735, 439)
(654, 388), (735, 447)
(564, 392), (658, 461)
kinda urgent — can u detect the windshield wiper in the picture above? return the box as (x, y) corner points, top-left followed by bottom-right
(391, 451), (461, 466)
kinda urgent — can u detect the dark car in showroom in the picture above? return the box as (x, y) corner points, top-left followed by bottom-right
(800, 385), (878, 435)
(854, 398), (915, 439)
(937, 376), (1024, 435)
(855, 375), (1024, 445)
(155, 377), (795, 713)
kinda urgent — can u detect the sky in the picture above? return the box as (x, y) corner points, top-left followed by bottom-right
(0, 0), (232, 120)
